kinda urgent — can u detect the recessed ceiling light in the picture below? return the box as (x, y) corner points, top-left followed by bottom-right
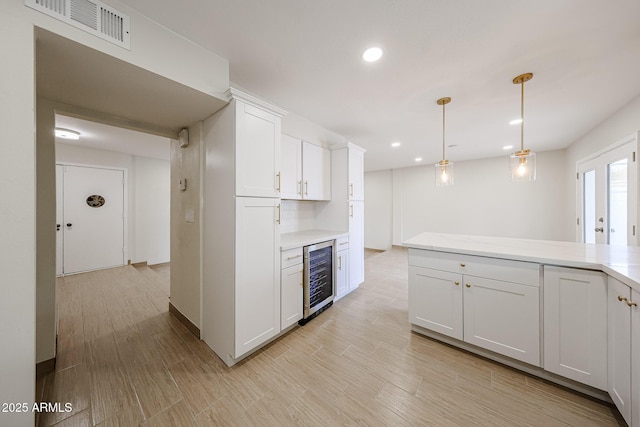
(503, 145), (514, 150)
(55, 127), (80, 140)
(509, 118), (523, 125)
(362, 47), (383, 62)
(391, 141), (401, 148)
(415, 157), (423, 162)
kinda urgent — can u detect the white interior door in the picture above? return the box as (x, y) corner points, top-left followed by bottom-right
(62, 165), (125, 274)
(56, 165), (64, 276)
(577, 139), (637, 245)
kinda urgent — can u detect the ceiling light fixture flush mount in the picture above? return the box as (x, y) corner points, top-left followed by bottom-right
(510, 72), (536, 182)
(362, 47), (383, 62)
(435, 97), (453, 186)
(55, 127), (80, 140)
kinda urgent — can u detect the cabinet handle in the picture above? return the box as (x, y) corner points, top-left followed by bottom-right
(287, 255), (302, 260)
(297, 180), (302, 195)
(276, 172), (281, 192)
(454, 281), (460, 286)
(350, 183), (354, 197)
(305, 180), (308, 196)
(460, 263), (466, 267)
(339, 242), (348, 246)
(465, 283), (471, 288)
(627, 300), (638, 307)
(338, 256), (342, 270)
(618, 295), (628, 303)
(350, 205), (354, 218)
(276, 204), (281, 224)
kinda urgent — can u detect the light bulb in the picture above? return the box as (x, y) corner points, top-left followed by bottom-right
(441, 168), (448, 182)
(518, 162), (526, 177)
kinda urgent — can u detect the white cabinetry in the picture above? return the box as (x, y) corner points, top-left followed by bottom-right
(202, 89), (286, 367)
(348, 147), (364, 201)
(235, 101), (281, 198)
(608, 276), (638, 426)
(633, 288), (640, 427)
(348, 201), (364, 289)
(335, 236), (350, 300)
(408, 249), (540, 366)
(280, 134), (330, 200)
(281, 247), (303, 330)
(544, 266), (607, 390)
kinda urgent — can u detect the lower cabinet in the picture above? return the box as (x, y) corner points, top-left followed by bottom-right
(408, 249), (540, 366)
(544, 266), (607, 390)
(335, 248), (350, 300)
(609, 276), (637, 426)
(281, 263), (303, 329)
(632, 288), (640, 427)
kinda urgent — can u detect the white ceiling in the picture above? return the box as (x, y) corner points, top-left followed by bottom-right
(55, 115), (171, 160)
(111, 0), (640, 172)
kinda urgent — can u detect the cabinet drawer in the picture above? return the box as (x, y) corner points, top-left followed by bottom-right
(281, 247), (303, 269)
(408, 249), (540, 287)
(336, 236), (349, 250)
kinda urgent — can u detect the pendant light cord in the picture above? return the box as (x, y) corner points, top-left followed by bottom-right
(442, 101), (446, 161)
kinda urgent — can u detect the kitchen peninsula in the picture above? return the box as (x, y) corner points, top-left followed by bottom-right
(404, 232), (640, 426)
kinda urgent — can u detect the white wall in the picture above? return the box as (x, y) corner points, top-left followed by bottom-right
(564, 94), (640, 241)
(56, 143), (170, 265)
(282, 112), (347, 149)
(387, 150), (568, 244)
(364, 170), (393, 250)
(133, 157), (170, 265)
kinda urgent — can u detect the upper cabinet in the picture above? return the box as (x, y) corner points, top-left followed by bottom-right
(235, 100), (282, 198)
(280, 134), (330, 201)
(348, 147), (364, 201)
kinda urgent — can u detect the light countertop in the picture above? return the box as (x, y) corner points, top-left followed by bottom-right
(403, 232), (640, 292)
(281, 229), (348, 251)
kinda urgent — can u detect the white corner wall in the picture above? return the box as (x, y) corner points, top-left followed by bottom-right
(389, 150), (569, 244)
(364, 170), (393, 250)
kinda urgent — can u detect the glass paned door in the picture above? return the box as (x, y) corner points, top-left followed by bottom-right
(577, 138), (637, 246)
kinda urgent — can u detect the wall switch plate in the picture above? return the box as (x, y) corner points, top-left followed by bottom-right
(179, 178), (187, 191)
(185, 209), (195, 223)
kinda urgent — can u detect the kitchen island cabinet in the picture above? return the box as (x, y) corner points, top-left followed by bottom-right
(404, 231), (640, 416)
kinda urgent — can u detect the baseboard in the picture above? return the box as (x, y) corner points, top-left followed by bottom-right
(169, 303), (200, 339)
(149, 261), (170, 268)
(36, 358), (56, 378)
(131, 261), (148, 267)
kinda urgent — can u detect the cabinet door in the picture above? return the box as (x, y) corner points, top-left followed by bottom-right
(302, 141), (330, 200)
(348, 201), (364, 289)
(632, 288), (640, 427)
(235, 197), (281, 357)
(235, 101), (281, 198)
(408, 266), (462, 340)
(609, 277), (632, 425)
(281, 135), (302, 199)
(543, 267), (607, 389)
(281, 263), (303, 329)
(335, 249), (349, 300)
(463, 277), (540, 366)
(348, 148), (364, 201)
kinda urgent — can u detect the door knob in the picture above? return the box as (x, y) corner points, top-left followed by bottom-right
(594, 227), (604, 232)
(66, 223), (72, 227)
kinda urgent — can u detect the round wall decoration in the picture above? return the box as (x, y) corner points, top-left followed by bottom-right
(86, 195), (106, 208)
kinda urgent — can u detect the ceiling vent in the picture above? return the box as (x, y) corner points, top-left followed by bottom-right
(26, 0), (130, 50)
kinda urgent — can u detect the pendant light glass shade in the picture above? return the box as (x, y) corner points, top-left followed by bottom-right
(510, 73), (536, 182)
(435, 97), (453, 186)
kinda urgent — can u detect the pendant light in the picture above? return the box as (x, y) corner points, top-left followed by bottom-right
(510, 73), (536, 182)
(435, 97), (453, 186)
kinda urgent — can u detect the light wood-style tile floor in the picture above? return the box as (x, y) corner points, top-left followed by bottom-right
(38, 248), (623, 426)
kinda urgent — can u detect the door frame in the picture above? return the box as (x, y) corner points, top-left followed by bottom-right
(56, 161), (129, 275)
(575, 132), (638, 246)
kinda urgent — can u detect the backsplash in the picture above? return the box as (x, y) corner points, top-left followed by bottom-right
(280, 200), (316, 234)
